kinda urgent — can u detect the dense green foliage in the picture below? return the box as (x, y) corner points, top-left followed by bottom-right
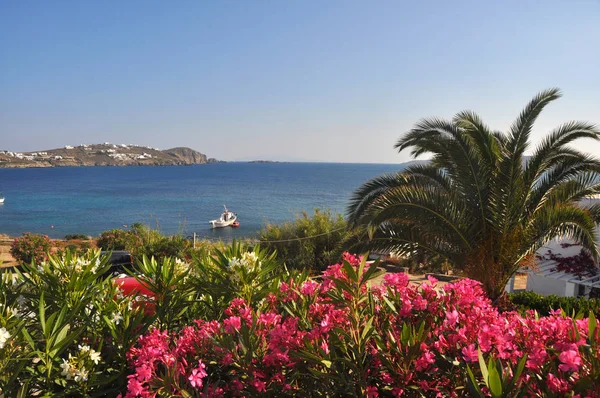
(10, 233), (52, 265)
(0, 250), (152, 395)
(509, 290), (600, 317)
(64, 234), (89, 241)
(127, 223), (190, 263)
(96, 224), (192, 263)
(348, 89), (600, 299)
(97, 229), (139, 251)
(258, 209), (350, 271)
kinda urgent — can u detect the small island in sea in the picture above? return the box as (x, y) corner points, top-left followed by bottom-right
(0, 143), (221, 168)
(247, 160), (288, 164)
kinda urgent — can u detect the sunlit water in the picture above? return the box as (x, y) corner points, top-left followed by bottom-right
(0, 163), (403, 239)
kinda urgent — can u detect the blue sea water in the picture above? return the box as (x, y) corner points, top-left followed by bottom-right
(0, 163), (402, 240)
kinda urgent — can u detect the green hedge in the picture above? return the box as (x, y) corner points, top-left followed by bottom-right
(509, 290), (600, 317)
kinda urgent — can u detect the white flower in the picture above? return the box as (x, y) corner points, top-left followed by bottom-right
(74, 367), (88, 382)
(6, 306), (20, 318)
(90, 350), (101, 365)
(243, 252), (258, 263)
(112, 312), (122, 325)
(228, 258), (241, 268)
(0, 327), (11, 349)
(78, 344), (91, 353)
(60, 358), (72, 378)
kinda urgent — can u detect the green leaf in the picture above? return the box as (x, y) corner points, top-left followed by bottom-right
(342, 260), (358, 283)
(21, 327), (36, 350)
(508, 354), (528, 391)
(400, 323), (411, 346)
(487, 362), (503, 397)
(382, 296), (397, 314)
(39, 293), (46, 334)
(478, 349), (488, 385)
(466, 365), (485, 397)
(589, 310), (597, 342)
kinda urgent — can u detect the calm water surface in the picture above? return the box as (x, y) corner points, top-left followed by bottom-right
(0, 163), (402, 239)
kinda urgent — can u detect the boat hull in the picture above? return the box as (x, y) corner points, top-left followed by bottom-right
(209, 215), (237, 228)
(209, 206), (237, 228)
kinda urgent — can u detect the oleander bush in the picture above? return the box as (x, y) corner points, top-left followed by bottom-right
(10, 232), (52, 265)
(124, 254), (600, 397)
(0, 242), (286, 396)
(0, 250), (152, 396)
(4, 243), (600, 396)
(510, 291), (600, 318)
(258, 209), (350, 272)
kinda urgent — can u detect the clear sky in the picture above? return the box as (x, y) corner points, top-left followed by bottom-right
(1, 1), (599, 163)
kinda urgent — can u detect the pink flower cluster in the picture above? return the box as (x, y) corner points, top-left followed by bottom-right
(124, 254), (600, 397)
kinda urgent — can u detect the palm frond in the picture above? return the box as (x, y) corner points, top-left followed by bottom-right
(508, 88), (562, 157)
(362, 185), (473, 251)
(524, 121), (600, 188)
(524, 204), (599, 261)
(527, 155), (600, 216)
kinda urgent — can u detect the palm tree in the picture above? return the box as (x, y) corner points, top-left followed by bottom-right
(348, 89), (600, 299)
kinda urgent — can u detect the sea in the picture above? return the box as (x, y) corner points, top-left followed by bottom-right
(0, 163), (403, 240)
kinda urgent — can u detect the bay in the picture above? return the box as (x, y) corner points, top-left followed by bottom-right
(0, 163), (402, 239)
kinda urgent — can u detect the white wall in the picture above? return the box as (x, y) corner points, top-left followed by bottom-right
(526, 273), (568, 296)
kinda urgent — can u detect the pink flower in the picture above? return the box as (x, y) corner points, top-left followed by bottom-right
(321, 340), (330, 354)
(135, 365), (152, 381)
(445, 309), (459, 325)
(461, 344), (478, 363)
(223, 316), (241, 334)
(558, 349), (581, 373)
(300, 280), (318, 295)
(366, 385), (379, 397)
(383, 273), (409, 289)
(127, 378), (145, 396)
(188, 361), (207, 388)
(252, 379), (266, 392)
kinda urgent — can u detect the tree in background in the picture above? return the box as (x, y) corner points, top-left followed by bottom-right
(258, 209), (349, 272)
(348, 89), (600, 299)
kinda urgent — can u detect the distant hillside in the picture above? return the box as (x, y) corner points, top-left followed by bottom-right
(0, 144), (220, 168)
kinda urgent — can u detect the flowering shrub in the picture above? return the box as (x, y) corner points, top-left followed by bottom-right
(539, 248), (598, 278)
(0, 250), (153, 395)
(125, 254), (600, 397)
(10, 232), (51, 265)
(98, 229), (141, 251)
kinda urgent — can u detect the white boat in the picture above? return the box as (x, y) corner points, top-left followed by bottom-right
(209, 205), (238, 228)
(0, 193), (4, 204)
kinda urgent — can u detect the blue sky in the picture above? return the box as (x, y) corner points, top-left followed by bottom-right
(1, 1), (599, 163)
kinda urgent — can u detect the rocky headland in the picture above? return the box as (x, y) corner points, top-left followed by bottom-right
(0, 143), (221, 168)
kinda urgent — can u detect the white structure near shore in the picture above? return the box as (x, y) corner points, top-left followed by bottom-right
(517, 227), (600, 298)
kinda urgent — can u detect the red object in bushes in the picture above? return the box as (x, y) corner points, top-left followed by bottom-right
(114, 276), (156, 315)
(114, 276), (154, 297)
